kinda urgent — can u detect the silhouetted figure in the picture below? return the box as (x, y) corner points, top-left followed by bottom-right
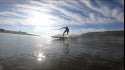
(60, 26), (69, 36)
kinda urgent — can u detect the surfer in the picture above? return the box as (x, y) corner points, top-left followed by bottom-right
(60, 25), (69, 36)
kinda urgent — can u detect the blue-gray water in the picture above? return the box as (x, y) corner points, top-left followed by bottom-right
(0, 31), (124, 70)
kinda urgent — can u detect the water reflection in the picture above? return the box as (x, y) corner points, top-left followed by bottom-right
(39, 44), (42, 47)
(51, 37), (70, 54)
(0, 33), (124, 70)
(62, 38), (70, 54)
(35, 52), (46, 62)
(63, 44), (69, 54)
(0, 65), (4, 70)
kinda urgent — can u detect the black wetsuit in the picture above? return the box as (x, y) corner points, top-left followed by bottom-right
(63, 26), (69, 36)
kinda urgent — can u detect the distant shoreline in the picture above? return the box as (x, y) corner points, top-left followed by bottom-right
(0, 32), (37, 36)
(0, 30), (123, 37)
(0, 28), (37, 36)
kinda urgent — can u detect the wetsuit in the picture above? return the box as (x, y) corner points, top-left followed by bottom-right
(63, 26), (69, 36)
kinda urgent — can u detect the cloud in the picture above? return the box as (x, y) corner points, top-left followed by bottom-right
(115, 0), (124, 5)
(80, 0), (124, 22)
(0, 0), (124, 35)
(0, 11), (27, 19)
(0, 0), (124, 24)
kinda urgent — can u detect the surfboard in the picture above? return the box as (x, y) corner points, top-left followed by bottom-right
(51, 36), (68, 39)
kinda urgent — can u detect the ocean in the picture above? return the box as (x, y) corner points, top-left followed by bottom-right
(0, 31), (124, 70)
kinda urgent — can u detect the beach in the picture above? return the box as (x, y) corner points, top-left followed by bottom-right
(0, 30), (124, 70)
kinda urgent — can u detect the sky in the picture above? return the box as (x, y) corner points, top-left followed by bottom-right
(0, 0), (124, 36)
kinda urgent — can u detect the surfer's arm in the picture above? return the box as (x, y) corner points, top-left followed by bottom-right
(60, 27), (65, 29)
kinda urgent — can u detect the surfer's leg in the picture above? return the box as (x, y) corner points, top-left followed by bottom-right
(67, 31), (69, 35)
(67, 30), (69, 35)
(63, 30), (66, 36)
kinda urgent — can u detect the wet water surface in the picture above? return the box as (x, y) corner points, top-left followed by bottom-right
(0, 33), (124, 70)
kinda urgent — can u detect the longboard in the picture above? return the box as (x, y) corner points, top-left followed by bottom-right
(51, 36), (68, 39)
